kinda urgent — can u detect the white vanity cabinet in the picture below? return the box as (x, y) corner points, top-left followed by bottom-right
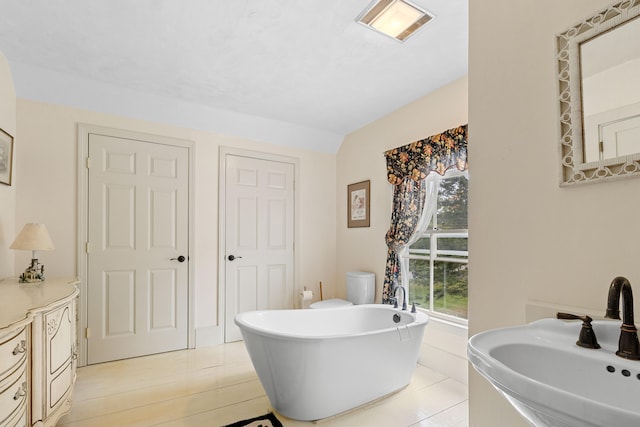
(0, 278), (79, 427)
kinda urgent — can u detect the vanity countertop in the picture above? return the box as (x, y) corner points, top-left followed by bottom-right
(0, 277), (80, 332)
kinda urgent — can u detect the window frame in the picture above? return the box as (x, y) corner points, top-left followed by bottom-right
(403, 172), (468, 326)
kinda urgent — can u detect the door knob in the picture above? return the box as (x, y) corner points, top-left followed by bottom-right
(228, 255), (243, 261)
(171, 255), (186, 262)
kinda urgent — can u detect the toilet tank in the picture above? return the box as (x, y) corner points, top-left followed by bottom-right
(346, 271), (375, 304)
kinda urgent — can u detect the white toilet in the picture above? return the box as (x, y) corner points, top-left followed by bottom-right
(310, 271), (375, 308)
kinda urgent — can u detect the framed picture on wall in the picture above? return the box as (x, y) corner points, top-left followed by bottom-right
(347, 180), (370, 228)
(0, 127), (14, 186)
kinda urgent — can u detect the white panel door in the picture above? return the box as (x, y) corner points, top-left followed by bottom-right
(87, 134), (189, 364)
(224, 155), (295, 342)
(601, 115), (640, 159)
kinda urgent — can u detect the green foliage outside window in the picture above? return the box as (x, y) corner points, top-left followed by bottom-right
(408, 259), (468, 319)
(437, 175), (468, 230)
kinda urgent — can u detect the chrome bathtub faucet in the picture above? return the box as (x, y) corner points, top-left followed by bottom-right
(605, 276), (640, 360)
(394, 286), (407, 311)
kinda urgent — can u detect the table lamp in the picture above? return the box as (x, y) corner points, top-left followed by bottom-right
(10, 223), (55, 283)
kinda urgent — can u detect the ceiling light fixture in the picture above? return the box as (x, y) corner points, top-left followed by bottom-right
(356, 0), (434, 42)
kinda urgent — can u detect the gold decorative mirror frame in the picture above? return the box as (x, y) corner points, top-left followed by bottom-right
(557, 0), (640, 186)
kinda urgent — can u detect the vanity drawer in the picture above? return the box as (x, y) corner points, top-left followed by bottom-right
(1, 397), (27, 427)
(0, 329), (27, 378)
(0, 365), (28, 426)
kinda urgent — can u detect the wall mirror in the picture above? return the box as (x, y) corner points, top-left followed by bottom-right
(557, 0), (640, 186)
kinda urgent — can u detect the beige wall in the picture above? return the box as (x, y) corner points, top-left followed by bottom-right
(468, 0), (637, 425)
(337, 76), (469, 381)
(0, 53), (16, 279)
(14, 99), (337, 344)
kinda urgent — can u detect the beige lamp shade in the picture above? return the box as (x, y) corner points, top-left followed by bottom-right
(10, 223), (55, 251)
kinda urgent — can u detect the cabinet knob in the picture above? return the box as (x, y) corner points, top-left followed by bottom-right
(13, 382), (27, 400)
(12, 340), (26, 355)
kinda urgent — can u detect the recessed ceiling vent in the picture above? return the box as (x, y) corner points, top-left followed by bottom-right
(356, 0), (434, 42)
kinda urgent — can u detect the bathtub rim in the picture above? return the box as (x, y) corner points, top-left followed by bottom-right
(234, 303), (429, 341)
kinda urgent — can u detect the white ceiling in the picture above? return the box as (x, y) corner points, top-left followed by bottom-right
(0, 0), (468, 152)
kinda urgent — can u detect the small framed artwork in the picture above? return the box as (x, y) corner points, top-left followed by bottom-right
(347, 180), (370, 228)
(0, 127), (14, 186)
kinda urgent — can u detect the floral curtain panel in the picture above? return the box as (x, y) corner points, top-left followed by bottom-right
(382, 124), (468, 304)
(382, 178), (427, 303)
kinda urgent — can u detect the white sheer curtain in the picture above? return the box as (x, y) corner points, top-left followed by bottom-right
(397, 169), (468, 299)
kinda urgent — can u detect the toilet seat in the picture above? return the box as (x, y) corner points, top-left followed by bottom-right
(310, 298), (353, 309)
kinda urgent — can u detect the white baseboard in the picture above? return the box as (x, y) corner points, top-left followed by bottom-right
(419, 344), (468, 385)
(418, 316), (469, 385)
(195, 325), (223, 347)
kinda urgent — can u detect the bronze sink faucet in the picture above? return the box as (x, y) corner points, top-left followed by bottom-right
(605, 276), (640, 360)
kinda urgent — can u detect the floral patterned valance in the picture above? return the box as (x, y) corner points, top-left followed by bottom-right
(384, 124), (468, 185)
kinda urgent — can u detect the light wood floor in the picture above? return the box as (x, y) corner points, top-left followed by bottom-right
(58, 342), (468, 427)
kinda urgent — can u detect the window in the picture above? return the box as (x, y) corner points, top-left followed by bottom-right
(403, 172), (468, 322)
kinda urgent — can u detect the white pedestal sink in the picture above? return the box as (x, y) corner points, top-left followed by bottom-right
(468, 318), (640, 427)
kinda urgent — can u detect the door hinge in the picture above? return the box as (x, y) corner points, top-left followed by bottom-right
(599, 140), (604, 153)
(85, 327), (91, 338)
(86, 157), (91, 168)
(85, 242), (90, 253)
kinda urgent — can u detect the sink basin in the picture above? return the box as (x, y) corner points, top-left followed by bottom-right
(468, 318), (640, 427)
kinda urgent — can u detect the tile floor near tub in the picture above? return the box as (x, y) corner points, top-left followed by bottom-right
(58, 342), (468, 427)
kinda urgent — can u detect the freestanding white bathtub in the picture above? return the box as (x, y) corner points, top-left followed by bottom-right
(234, 304), (429, 421)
